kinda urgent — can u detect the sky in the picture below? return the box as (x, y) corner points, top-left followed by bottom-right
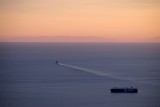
(0, 0), (160, 42)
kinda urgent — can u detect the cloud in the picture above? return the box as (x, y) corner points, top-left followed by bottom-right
(152, 36), (160, 40)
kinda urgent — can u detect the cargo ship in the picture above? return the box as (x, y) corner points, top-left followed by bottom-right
(110, 87), (138, 93)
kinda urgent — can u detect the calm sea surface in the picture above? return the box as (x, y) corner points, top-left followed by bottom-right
(0, 42), (160, 107)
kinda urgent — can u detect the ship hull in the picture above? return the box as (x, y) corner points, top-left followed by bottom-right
(110, 88), (138, 93)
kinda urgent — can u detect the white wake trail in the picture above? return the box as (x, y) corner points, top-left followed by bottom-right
(58, 63), (160, 86)
(58, 63), (126, 80)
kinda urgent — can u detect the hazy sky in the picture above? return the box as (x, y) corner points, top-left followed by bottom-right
(0, 0), (160, 42)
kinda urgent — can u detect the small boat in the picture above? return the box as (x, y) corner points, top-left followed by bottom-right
(110, 87), (138, 93)
(56, 60), (59, 65)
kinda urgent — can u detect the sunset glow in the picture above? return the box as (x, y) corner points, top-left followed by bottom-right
(0, 0), (160, 42)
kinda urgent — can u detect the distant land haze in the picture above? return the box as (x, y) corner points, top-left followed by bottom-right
(1, 35), (160, 42)
(0, 0), (160, 42)
(0, 35), (115, 42)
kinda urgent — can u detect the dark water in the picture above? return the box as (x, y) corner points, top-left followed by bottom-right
(0, 42), (160, 107)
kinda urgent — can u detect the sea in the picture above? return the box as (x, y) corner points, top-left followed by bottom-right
(0, 42), (160, 107)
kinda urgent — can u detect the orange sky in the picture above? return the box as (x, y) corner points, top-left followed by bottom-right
(0, 0), (160, 42)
